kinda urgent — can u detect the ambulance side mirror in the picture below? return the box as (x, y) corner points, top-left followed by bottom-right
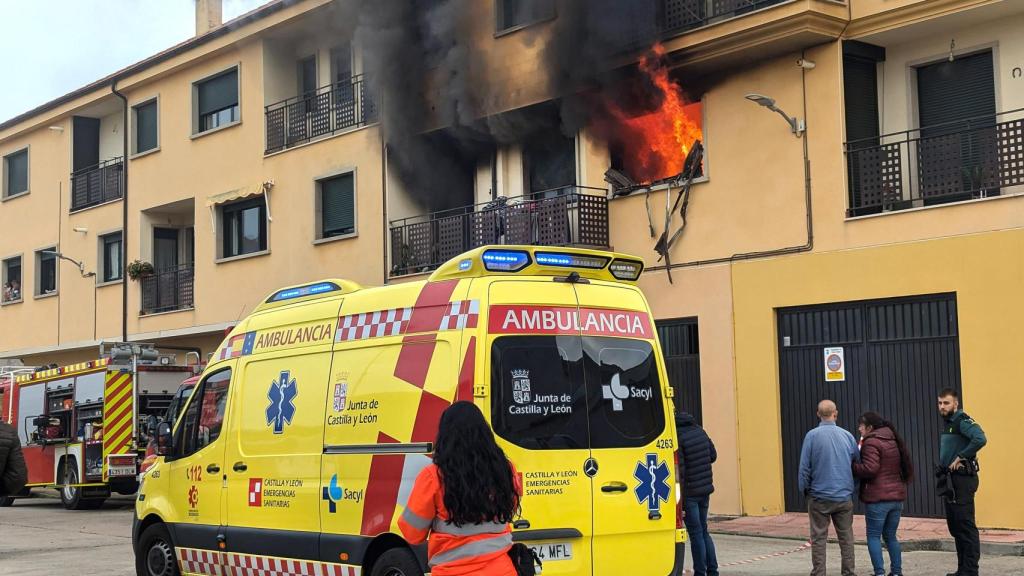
(156, 421), (173, 456)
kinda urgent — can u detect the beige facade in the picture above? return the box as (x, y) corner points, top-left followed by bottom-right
(2, 0), (1023, 527)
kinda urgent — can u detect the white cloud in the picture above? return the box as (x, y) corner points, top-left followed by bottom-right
(0, 0), (269, 123)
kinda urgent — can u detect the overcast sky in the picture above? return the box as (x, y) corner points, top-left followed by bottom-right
(0, 0), (268, 124)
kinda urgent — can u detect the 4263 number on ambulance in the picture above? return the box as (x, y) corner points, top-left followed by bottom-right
(133, 245), (685, 576)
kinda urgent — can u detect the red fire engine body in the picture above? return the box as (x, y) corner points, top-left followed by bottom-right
(0, 352), (194, 509)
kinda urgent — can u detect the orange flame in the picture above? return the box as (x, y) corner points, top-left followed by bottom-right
(607, 44), (703, 183)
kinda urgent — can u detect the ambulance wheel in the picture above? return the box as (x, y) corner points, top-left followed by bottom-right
(370, 547), (423, 576)
(0, 496), (13, 507)
(136, 523), (180, 576)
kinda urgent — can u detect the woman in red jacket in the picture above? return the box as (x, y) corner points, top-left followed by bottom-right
(399, 401), (520, 576)
(853, 412), (914, 576)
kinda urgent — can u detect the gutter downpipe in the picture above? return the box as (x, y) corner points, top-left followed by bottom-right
(646, 49), (814, 273)
(111, 78), (129, 343)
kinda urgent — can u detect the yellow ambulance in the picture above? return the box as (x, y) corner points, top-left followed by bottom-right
(133, 245), (684, 576)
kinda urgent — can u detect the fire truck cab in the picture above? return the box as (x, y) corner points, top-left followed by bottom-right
(1, 344), (197, 509)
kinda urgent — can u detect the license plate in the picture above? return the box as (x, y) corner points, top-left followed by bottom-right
(528, 542), (573, 562)
(108, 466), (135, 478)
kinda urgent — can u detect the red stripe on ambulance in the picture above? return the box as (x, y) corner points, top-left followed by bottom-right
(359, 433), (406, 536)
(488, 305), (654, 339)
(456, 336), (476, 402)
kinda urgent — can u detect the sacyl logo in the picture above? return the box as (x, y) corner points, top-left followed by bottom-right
(602, 373), (653, 411)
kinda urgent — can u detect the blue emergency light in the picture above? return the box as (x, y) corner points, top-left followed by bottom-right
(481, 250), (531, 272)
(268, 281), (341, 302)
(534, 251), (609, 270)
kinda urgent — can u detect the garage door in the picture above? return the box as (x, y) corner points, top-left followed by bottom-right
(657, 318), (702, 425)
(778, 293), (961, 518)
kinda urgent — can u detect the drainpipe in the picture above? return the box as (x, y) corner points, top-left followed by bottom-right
(111, 78), (129, 343)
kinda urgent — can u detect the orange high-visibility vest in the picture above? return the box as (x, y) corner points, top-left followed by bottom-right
(398, 463), (519, 576)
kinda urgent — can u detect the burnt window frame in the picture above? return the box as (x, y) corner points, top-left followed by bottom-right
(495, 0), (557, 36)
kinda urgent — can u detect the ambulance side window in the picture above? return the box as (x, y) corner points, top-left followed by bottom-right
(178, 369), (231, 457)
(491, 336), (588, 450)
(582, 338), (665, 448)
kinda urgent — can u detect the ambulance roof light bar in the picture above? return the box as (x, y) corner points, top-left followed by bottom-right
(268, 281), (341, 303)
(481, 250), (530, 272)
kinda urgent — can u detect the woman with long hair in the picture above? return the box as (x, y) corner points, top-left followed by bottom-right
(853, 411), (914, 576)
(399, 401), (520, 576)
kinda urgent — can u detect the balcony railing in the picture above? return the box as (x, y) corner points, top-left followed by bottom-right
(661, 0), (791, 36)
(70, 157), (123, 212)
(265, 74), (377, 154)
(140, 264), (194, 316)
(845, 108), (1024, 217)
(390, 187), (610, 277)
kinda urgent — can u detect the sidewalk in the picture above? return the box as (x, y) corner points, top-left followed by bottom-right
(708, 513), (1024, 556)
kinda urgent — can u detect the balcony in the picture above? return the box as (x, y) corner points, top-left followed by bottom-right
(264, 74), (377, 154)
(845, 109), (1024, 217)
(662, 0), (790, 35)
(70, 157), (123, 212)
(140, 264), (194, 316)
(389, 187), (609, 277)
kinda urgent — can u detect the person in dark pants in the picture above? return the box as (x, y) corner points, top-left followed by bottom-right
(1, 420), (28, 502)
(676, 411), (718, 576)
(937, 388), (987, 576)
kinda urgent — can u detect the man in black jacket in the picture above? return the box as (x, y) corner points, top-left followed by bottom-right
(677, 411), (719, 576)
(1, 419), (28, 503)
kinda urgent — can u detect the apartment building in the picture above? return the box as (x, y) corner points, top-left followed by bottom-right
(1, 0), (1022, 528)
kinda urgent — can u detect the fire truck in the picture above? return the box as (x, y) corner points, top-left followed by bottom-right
(0, 344), (198, 509)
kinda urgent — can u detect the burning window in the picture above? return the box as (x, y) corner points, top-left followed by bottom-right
(597, 45), (705, 193)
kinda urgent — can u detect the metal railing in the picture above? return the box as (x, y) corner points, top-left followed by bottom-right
(845, 108), (1024, 217)
(661, 0), (791, 36)
(265, 74), (378, 154)
(140, 264), (194, 316)
(70, 157), (123, 212)
(389, 186), (609, 277)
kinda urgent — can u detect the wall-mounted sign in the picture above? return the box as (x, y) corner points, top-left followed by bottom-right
(824, 347), (845, 382)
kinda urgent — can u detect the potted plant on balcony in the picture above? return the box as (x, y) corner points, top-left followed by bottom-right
(127, 260), (155, 281)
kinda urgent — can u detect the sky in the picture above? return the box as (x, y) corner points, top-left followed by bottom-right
(0, 0), (269, 124)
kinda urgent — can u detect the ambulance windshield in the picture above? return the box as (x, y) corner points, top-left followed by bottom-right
(491, 336), (665, 450)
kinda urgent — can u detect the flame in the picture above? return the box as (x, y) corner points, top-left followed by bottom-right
(606, 44), (703, 183)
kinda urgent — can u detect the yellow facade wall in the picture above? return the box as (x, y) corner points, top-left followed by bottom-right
(732, 228), (1024, 528)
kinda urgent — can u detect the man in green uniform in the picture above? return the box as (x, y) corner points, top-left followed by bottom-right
(937, 388), (987, 576)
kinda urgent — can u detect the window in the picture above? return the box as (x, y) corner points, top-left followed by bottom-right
(2, 256), (22, 303)
(195, 68), (239, 134)
(99, 232), (123, 283)
(221, 197), (267, 258)
(318, 173), (355, 239)
(35, 248), (57, 296)
(133, 99), (159, 154)
(524, 127), (576, 199)
(582, 337), (665, 448)
(177, 369), (231, 458)
(3, 148), (28, 198)
(496, 0), (555, 33)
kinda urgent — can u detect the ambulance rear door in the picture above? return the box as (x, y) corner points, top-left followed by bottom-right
(485, 278), (594, 576)
(572, 282), (676, 576)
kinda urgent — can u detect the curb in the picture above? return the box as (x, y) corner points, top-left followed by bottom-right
(708, 529), (1024, 557)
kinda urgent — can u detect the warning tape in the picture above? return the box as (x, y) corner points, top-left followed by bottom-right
(716, 540), (812, 568)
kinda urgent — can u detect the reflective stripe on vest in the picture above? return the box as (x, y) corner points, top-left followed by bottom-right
(401, 507), (433, 531)
(428, 532), (514, 567)
(432, 519), (508, 537)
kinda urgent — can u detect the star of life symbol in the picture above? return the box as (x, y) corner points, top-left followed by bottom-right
(634, 453), (671, 513)
(322, 474), (343, 513)
(266, 370), (297, 434)
(602, 372), (629, 411)
(512, 369), (531, 405)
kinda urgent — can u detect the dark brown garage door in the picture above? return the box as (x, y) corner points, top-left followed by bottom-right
(778, 293), (961, 518)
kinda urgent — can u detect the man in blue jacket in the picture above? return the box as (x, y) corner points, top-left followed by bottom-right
(676, 411), (718, 576)
(799, 399), (859, 576)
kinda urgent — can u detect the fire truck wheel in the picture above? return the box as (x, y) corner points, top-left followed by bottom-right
(136, 523), (180, 576)
(370, 547), (423, 576)
(0, 496), (13, 507)
(59, 459), (104, 510)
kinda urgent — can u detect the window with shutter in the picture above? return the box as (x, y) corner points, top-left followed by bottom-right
(3, 148), (29, 198)
(134, 100), (159, 154)
(196, 68), (239, 133)
(319, 173), (355, 239)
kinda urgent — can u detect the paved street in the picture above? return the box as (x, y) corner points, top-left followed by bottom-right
(2, 494), (1023, 575)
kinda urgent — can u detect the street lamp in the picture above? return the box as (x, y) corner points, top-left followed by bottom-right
(745, 93), (805, 137)
(41, 250), (95, 278)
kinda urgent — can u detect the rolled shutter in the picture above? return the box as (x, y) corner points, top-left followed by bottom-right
(917, 51), (995, 135)
(322, 174), (355, 237)
(198, 69), (238, 116)
(136, 101), (158, 153)
(6, 149), (28, 195)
